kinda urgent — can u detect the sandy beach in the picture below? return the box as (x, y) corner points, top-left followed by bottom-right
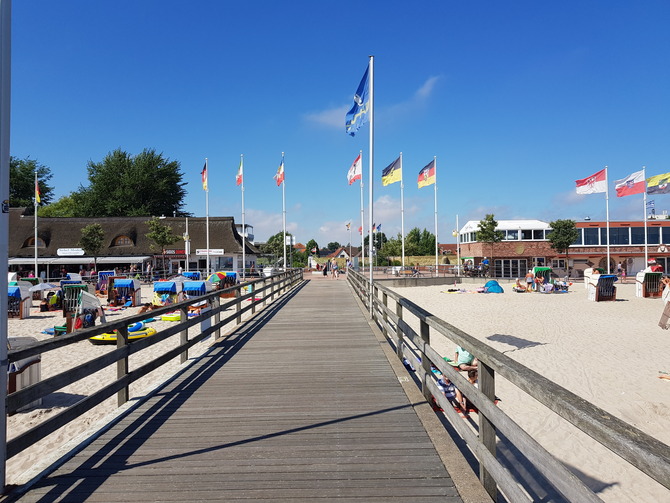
(6, 284), (250, 486)
(391, 279), (670, 503)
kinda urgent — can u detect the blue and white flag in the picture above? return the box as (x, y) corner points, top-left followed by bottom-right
(647, 200), (655, 210)
(345, 65), (370, 136)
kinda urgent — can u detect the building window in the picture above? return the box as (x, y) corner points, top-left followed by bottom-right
(521, 229), (533, 240)
(25, 237), (46, 248)
(113, 235), (133, 246)
(494, 259), (527, 278)
(608, 228), (630, 245)
(573, 229), (583, 245)
(631, 227), (645, 244)
(584, 228), (599, 245)
(533, 230), (545, 240)
(648, 227), (661, 245)
(551, 259), (566, 269)
(505, 230), (518, 240)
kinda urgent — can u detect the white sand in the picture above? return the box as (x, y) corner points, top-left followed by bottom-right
(391, 280), (670, 503)
(6, 285), (251, 485)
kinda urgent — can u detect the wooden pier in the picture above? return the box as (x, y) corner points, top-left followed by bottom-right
(9, 278), (479, 502)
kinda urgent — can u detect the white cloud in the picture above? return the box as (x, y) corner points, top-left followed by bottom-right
(304, 76), (441, 129)
(303, 105), (349, 128)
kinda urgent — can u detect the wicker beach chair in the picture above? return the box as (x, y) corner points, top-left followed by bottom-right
(587, 274), (617, 302)
(635, 271), (662, 298)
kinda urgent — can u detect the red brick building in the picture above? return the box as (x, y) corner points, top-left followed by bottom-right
(457, 219), (670, 278)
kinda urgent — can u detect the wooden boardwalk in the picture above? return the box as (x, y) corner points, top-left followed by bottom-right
(12, 278), (466, 502)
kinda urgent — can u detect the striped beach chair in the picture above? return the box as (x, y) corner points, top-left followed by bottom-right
(587, 274), (617, 302)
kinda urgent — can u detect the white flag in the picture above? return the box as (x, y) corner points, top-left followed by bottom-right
(347, 154), (362, 185)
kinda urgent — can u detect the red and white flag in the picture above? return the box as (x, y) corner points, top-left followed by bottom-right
(236, 158), (243, 186)
(347, 154), (362, 185)
(614, 169), (645, 197)
(575, 168), (607, 194)
(274, 156), (285, 186)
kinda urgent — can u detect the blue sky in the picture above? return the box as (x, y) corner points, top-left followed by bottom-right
(10, 1), (670, 246)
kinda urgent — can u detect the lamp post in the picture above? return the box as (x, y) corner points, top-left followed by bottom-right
(183, 217), (190, 272)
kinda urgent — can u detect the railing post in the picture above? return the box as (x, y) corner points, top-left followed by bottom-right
(116, 326), (129, 406)
(479, 361), (498, 500)
(235, 286), (242, 325)
(251, 281), (256, 315)
(212, 294), (220, 340)
(419, 319), (431, 402)
(382, 291), (388, 341)
(180, 305), (188, 364)
(395, 301), (404, 360)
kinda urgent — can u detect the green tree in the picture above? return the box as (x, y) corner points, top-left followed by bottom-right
(78, 223), (105, 273)
(548, 219), (580, 277)
(38, 195), (78, 217)
(145, 217), (180, 277)
(327, 241), (341, 252)
(9, 156), (54, 208)
(419, 228), (436, 255)
(75, 148), (189, 217)
(476, 214), (504, 276)
(264, 231), (293, 265)
(305, 239), (319, 256)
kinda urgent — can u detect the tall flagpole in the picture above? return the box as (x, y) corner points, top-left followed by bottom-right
(34, 170), (38, 277)
(368, 55), (374, 314)
(240, 154), (246, 280)
(605, 166), (611, 274)
(456, 214), (461, 276)
(1, 0), (11, 487)
(205, 158), (210, 277)
(359, 150), (364, 268)
(433, 156), (438, 276)
(400, 152), (405, 269)
(643, 166), (648, 266)
(282, 152), (287, 269)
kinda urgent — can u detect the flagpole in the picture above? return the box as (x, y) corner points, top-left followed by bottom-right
(643, 166), (648, 266)
(282, 152), (287, 269)
(368, 55), (374, 314)
(605, 166), (611, 274)
(400, 152), (405, 269)
(205, 158), (210, 277)
(240, 154), (246, 281)
(359, 150), (364, 269)
(456, 214), (461, 276)
(34, 170), (38, 277)
(348, 223), (352, 260)
(433, 156), (438, 277)
(0, 0), (10, 486)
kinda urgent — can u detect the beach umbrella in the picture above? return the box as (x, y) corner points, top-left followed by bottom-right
(29, 283), (59, 292)
(206, 272), (226, 284)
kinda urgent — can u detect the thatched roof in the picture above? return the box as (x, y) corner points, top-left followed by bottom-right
(8, 208), (259, 259)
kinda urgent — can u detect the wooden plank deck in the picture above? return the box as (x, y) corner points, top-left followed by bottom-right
(12, 278), (464, 502)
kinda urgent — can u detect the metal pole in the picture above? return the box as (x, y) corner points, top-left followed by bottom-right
(368, 56), (374, 315)
(184, 217), (189, 272)
(605, 166), (611, 274)
(205, 158), (210, 277)
(241, 154), (245, 280)
(434, 156), (438, 276)
(0, 0), (11, 489)
(282, 152), (286, 269)
(400, 152), (405, 269)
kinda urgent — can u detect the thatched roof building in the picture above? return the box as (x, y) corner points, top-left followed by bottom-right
(8, 208), (259, 275)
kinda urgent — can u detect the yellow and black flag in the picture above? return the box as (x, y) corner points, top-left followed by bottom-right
(381, 157), (402, 186)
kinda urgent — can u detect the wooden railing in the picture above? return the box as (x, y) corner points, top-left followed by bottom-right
(5, 269), (303, 465)
(347, 269), (670, 502)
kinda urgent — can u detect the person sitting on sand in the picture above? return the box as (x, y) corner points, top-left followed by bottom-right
(138, 302), (158, 314)
(456, 369), (479, 414)
(454, 345), (478, 371)
(513, 278), (526, 293)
